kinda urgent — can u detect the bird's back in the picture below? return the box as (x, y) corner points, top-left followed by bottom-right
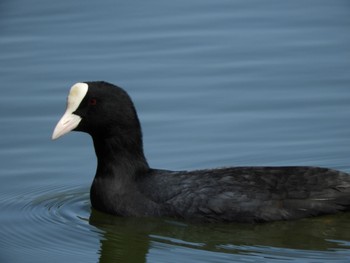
(138, 167), (350, 222)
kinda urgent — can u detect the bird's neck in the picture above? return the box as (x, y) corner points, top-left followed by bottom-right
(90, 134), (157, 216)
(92, 134), (149, 181)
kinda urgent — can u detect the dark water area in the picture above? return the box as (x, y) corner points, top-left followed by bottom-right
(1, 0), (350, 262)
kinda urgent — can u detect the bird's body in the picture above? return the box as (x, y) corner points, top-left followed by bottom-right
(52, 81), (350, 223)
(134, 167), (349, 222)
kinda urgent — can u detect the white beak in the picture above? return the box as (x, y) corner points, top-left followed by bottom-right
(51, 82), (88, 140)
(52, 112), (82, 140)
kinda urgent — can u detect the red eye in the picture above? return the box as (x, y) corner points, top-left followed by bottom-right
(89, 98), (97, 105)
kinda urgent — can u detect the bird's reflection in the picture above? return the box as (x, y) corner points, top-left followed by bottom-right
(89, 209), (350, 263)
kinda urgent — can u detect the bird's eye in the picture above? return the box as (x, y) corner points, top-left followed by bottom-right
(89, 98), (97, 106)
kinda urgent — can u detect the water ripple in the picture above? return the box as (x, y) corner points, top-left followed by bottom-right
(0, 185), (100, 259)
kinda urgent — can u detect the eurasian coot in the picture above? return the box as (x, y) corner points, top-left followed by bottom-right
(52, 81), (350, 223)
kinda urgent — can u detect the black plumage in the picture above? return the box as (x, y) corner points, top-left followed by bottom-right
(53, 81), (350, 223)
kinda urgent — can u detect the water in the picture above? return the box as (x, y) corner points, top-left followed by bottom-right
(1, 0), (350, 262)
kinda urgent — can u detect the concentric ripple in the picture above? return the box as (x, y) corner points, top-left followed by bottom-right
(29, 186), (90, 226)
(0, 184), (101, 260)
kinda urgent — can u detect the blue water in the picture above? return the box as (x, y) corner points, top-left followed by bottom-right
(1, 0), (350, 262)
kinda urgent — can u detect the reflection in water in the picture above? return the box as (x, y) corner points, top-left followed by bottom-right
(89, 210), (151, 263)
(89, 209), (350, 262)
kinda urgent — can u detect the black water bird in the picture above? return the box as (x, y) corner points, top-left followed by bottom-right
(52, 81), (350, 223)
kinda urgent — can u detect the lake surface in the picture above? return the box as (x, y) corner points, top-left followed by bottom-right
(1, 0), (350, 262)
